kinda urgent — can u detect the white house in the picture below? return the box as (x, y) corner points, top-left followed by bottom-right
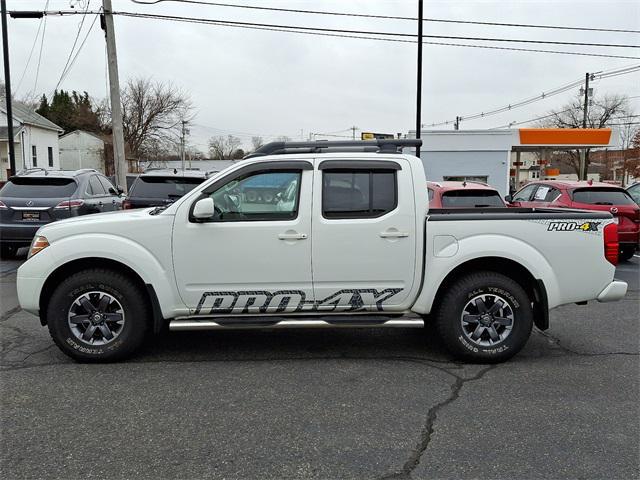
(59, 130), (105, 172)
(0, 100), (63, 181)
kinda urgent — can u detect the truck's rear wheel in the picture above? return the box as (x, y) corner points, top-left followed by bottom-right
(434, 271), (533, 363)
(46, 269), (149, 362)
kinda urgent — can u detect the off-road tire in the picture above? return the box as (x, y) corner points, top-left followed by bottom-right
(434, 271), (533, 363)
(0, 244), (17, 259)
(619, 245), (636, 262)
(47, 269), (149, 362)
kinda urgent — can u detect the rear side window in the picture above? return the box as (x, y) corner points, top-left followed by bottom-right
(130, 176), (204, 199)
(441, 190), (505, 207)
(88, 176), (106, 196)
(0, 178), (77, 198)
(322, 170), (397, 218)
(572, 188), (636, 205)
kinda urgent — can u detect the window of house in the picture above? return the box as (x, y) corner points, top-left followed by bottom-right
(48, 147), (53, 167)
(32, 146), (37, 167)
(322, 170), (397, 219)
(209, 170), (302, 221)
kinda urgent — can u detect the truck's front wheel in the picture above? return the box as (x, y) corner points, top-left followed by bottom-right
(434, 271), (533, 363)
(46, 269), (149, 362)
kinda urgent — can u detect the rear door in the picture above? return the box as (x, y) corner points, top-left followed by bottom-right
(85, 175), (109, 213)
(311, 158), (416, 312)
(97, 175), (122, 211)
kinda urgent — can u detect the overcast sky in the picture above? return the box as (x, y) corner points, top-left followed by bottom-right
(4, 0), (640, 151)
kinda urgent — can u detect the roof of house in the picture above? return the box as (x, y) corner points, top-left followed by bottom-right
(0, 99), (63, 132)
(0, 125), (25, 141)
(59, 129), (106, 142)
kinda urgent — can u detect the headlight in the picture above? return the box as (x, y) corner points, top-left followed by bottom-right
(28, 236), (50, 258)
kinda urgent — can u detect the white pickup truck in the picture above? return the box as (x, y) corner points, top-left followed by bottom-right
(17, 140), (627, 363)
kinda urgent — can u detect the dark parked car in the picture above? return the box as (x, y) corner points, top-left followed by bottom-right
(0, 168), (123, 258)
(508, 180), (640, 261)
(427, 181), (507, 208)
(123, 168), (217, 209)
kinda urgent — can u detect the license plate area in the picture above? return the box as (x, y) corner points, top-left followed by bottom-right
(21, 211), (41, 221)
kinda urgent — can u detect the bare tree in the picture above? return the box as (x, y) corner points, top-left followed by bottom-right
(251, 136), (264, 151)
(113, 77), (192, 160)
(208, 135), (242, 159)
(539, 94), (631, 176)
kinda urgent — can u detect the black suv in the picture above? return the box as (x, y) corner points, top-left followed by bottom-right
(0, 168), (123, 258)
(123, 168), (216, 209)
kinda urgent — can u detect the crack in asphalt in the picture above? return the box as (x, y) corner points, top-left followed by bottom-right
(0, 306), (22, 323)
(536, 329), (639, 357)
(379, 364), (497, 480)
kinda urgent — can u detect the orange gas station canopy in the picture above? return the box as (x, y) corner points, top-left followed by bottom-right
(518, 128), (612, 146)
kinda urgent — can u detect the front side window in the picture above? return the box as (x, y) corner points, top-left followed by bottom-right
(322, 170), (397, 219)
(48, 147), (53, 167)
(88, 176), (106, 196)
(32, 146), (37, 167)
(513, 184), (537, 202)
(210, 170), (301, 221)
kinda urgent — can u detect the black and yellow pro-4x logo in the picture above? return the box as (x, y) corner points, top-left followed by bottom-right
(548, 221), (601, 232)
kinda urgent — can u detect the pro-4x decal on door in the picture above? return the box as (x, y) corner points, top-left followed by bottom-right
(194, 288), (403, 315)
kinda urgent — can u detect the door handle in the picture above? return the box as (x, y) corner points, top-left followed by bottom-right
(379, 231), (409, 238)
(278, 232), (308, 240)
(98, 201), (104, 207)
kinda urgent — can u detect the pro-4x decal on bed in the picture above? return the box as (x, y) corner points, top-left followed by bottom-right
(194, 288), (403, 315)
(548, 221), (601, 232)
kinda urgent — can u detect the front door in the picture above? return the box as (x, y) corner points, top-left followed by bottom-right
(311, 158), (417, 312)
(172, 162), (314, 316)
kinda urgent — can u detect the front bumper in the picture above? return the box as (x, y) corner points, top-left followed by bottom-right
(596, 280), (628, 303)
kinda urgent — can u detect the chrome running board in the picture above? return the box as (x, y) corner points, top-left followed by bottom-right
(169, 318), (424, 331)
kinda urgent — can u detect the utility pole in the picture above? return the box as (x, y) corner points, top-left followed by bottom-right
(1, 0), (16, 176)
(415, 0), (423, 158)
(454, 116), (460, 131)
(180, 119), (186, 170)
(102, 0), (127, 189)
(579, 72), (591, 180)
(350, 125), (358, 140)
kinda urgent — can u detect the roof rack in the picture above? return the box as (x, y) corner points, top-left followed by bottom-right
(244, 139), (422, 159)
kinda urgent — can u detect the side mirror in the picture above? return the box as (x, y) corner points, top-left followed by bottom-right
(193, 197), (214, 220)
(504, 195), (512, 203)
(117, 185), (124, 195)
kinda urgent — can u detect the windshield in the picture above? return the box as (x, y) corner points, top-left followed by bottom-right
(129, 176), (204, 199)
(572, 188), (636, 206)
(0, 178), (77, 198)
(441, 190), (505, 207)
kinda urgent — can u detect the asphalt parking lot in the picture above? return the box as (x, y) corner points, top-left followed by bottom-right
(1, 252), (638, 480)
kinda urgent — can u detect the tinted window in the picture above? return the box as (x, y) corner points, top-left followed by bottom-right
(628, 184), (640, 205)
(88, 176), (106, 195)
(0, 178), (77, 198)
(441, 190), (505, 207)
(130, 176), (204, 199)
(572, 188), (636, 205)
(98, 176), (116, 194)
(48, 147), (53, 167)
(210, 171), (301, 221)
(513, 184), (537, 202)
(322, 170), (397, 218)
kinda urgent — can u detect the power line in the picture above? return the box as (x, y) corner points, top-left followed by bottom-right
(428, 65), (640, 127)
(109, 11), (640, 49)
(14, 4), (46, 95)
(128, 0), (640, 35)
(51, 9), (101, 96)
(30, 0), (50, 97)
(18, 9), (640, 51)
(54, 0), (91, 92)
